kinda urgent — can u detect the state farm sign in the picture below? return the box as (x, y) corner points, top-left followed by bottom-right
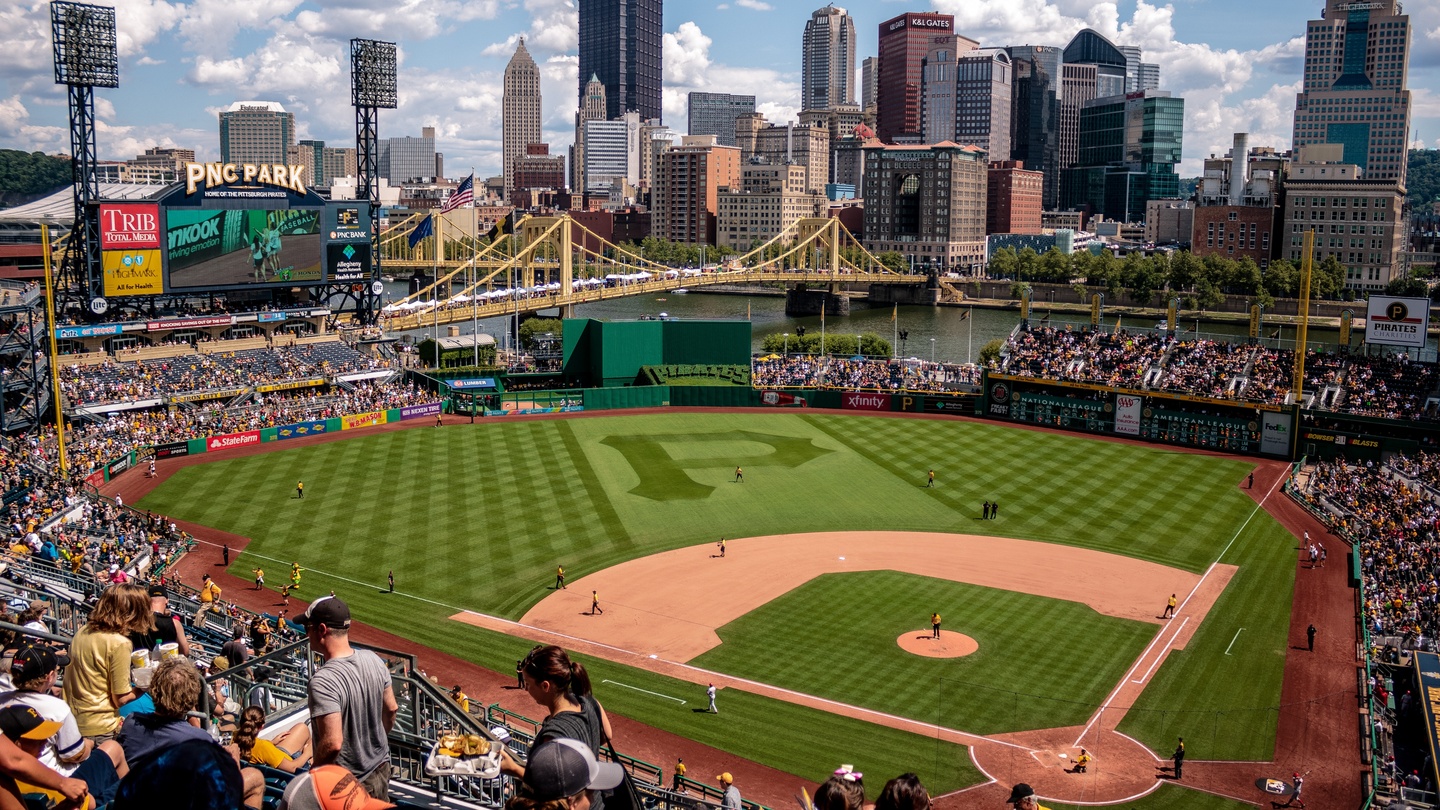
(842, 392), (892, 411)
(99, 204), (161, 250)
(206, 431), (260, 452)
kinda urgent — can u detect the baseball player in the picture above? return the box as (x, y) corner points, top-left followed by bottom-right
(1162, 594), (1176, 619)
(706, 683), (717, 713)
(931, 612), (941, 639)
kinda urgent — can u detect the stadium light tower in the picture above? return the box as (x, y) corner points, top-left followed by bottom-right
(51, 1), (119, 313)
(351, 39), (396, 326)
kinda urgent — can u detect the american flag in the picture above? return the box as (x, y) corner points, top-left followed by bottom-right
(441, 173), (474, 213)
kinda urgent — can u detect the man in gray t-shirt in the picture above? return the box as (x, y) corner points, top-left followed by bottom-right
(299, 596), (398, 801)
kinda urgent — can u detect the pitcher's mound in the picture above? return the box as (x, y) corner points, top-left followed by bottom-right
(897, 630), (978, 658)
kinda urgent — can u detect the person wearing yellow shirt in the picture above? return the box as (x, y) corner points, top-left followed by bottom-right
(193, 574), (221, 629)
(555, 565), (566, 590)
(672, 758), (686, 791)
(930, 612), (941, 639)
(1162, 593), (1177, 619)
(450, 686), (469, 714)
(233, 707), (312, 774)
(1073, 748), (1091, 773)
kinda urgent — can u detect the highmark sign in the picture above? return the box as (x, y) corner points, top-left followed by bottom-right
(183, 162), (308, 195)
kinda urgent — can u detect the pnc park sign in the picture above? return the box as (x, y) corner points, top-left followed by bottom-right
(184, 162), (308, 196)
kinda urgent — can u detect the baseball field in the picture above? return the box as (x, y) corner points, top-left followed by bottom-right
(137, 411), (1299, 806)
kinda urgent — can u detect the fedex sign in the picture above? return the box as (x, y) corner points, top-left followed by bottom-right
(98, 204), (161, 250)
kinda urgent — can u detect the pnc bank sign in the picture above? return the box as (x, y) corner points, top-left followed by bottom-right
(184, 162), (308, 195)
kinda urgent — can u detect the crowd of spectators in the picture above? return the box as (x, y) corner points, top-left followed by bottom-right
(1340, 355), (1438, 421)
(751, 356), (980, 393)
(59, 342), (390, 408)
(1003, 327), (1167, 387)
(1151, 339), (1253, 398)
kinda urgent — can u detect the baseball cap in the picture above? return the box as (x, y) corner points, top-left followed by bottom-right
(0, 705), (61, 741)
(286, 765), (395, 810)
(26, 600), (45, 612)
(10, 644), (62, 683)
(718, 773), (733, 784)
(296, 596), (351, 629)
(1006, 783), (1035, 803)
(147, 584), (168, 598)
(522, 738), (624, 801)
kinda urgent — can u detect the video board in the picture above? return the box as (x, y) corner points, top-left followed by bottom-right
(165, 208), (322, 289)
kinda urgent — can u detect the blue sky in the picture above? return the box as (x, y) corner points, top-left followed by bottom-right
(0, 0), (1436, 179)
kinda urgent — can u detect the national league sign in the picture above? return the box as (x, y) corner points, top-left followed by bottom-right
(1365, 295), (1431, 348)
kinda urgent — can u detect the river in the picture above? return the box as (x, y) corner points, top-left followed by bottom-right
(383, 282), (1433, 363)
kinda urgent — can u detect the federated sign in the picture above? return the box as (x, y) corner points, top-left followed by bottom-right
(1366, 295), (1430, 348)
(1114, 393), (1143, 436)
(449, 378), (497, 390)
(399, 402), (443, 420)
(255, 378), (324, 394)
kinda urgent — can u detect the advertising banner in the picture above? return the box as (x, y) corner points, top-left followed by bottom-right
(255, 379), (324, 394)
(98, 204), (161, 250)
(1412, 651), (1440, 797)
(104, 454), (132, 479)
(449, 378), (498, 390)
(760, 391), (807, 407)
(147, 316), (233, 331)
(152, 441), (189, 459)
(206, 431), (261, 452)
(986, 381), (1012, 417)
(324, 203), (372, 242)
(923, 397), (970, 415)
(841, 391), (891, 411)
(102, 248), (164, 295)
(170, 387), (246, 404)
(326, 243), (371, 282)
(1261, 411), (1292, 456)
(85, 470), (104, 488)
(341, 411), (387, 430)
(257, 312), (289, 323)
(1365, 295), (1430, 348)
(55, 324), (123, 339)
(1114, 393), (1143, 436)
(165, 208), (323, 289)
(276, 420), (327, 440)
(399, 402), (443, 420)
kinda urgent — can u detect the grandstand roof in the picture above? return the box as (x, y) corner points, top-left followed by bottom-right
(0, 183), (167, 223)
(431, 334), (497, 350)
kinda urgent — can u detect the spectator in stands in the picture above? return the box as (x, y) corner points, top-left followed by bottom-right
(0, 705), (91, 809)
(220, 625), (250, 671)
(62, 583), (152, 741)
(114, 657), (264, 808)
(193, 574), (221, 630)
(874, 773), (929, 810)
(111, 738), (249, 810)
(0, 644), (127, 804)
(501, 645), (614, 810)
(718, 772), (741, 810)
(505, 738), (623, 810)
(127, 584), (189, 658)
(300, 595), (397, 801)
(813, 766), (865, 810)
(233, 705), (312, 774)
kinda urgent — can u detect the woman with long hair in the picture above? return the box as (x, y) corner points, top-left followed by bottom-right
(873, 774), (928, 810)
(501, 646), (614, 807)
(232, 705), (312, 773)
(63, 583), (154, 740)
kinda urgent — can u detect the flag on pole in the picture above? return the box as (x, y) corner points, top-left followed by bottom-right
(960, 309), (970, 321)
(892, 303), (897, 322)
(407, 214), (434, 249)
(441, 173), (475, 213)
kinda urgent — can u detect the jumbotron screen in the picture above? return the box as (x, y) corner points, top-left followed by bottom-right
(165, 208), (322, 289)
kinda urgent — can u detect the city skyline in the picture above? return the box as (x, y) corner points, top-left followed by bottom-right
(0, 0), (1437, 182)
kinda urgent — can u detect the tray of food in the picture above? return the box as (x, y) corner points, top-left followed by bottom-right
(426, 732), (502, 779)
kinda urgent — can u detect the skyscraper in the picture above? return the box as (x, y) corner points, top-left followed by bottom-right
(1059, 63), (1097, 181)
(1291, 0), (1411, 183)
(578, 0), (663, 122)
(919, 35), (980, 144)
(875, 12), (956, 143)
(573, 75), (608, 193)
(218, 101), (295, 165)
(687, 92), (756, 147)
(1063, 90), (1184, 222)
(1117, 45), (1161, 92)
(861, 56), (878, 119)
(503, 38), (542, 202)
(379, 127), (438, 184)
(1007, 45), (1062, 209)
(802, 5), (857, 111)
(955, 49), (1012, 161)
(1064, 31), (1127, 99)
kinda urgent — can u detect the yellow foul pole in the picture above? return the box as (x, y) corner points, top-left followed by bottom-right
(40, 225), (67, 476)
(1292, 229), (1315, 400)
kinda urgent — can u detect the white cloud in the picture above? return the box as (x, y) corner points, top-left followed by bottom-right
(658, 21), (798, 131)
(187, 35), (342, 95)
(179, 0), (298, 50)
(735, 0), (772, 10)
(0, 95), (30, 137)
(664, 22), (712, 86)
(294, 0), (501, 42)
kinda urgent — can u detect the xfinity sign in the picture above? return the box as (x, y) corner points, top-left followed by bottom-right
(1365, 295), (1431, 348)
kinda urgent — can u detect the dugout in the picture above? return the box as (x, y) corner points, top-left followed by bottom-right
(561, 319), (751, 387)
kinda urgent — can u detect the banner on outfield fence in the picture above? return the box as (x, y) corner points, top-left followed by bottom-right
(399, 402), (443, 420)
(1261, 410), (1293, 456)
(841, 391), (891, 411)
(1365, 295), (1430, 348)
(760, 391), (807, 407)
(276, 420), (327, 440)
(105, 454), (132, 479)
(341, 411), (387, 430)
(153, 441), (189, 459)
(1114, 394), (1143, 436)
(924, 398), (969, 414)
(256, 378), (324, 394)
(1412, 651), (1440, 796)
(56, 323), (124, 339)
(206, 431), (260, 452)
(448, 378), (498, 390)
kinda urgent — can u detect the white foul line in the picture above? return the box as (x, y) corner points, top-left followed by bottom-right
(601, 679), (687, 704)
(1223, 628), (1244, 656)
(1131, 618), (1187, 684)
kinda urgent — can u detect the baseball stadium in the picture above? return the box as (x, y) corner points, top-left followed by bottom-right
(0, 6), (1429, 810)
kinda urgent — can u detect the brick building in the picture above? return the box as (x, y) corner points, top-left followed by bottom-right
(986, 160), (1043, 235)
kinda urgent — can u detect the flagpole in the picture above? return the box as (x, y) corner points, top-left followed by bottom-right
(470, 170), (478, 368)
(892, 303), (898, 360)
(967, 307), (973, 365)
(433, 214), (440, 363)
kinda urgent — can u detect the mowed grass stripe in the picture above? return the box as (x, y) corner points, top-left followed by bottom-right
(690, 571), (1155, 735)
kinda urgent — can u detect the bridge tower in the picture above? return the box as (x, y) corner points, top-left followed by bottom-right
(784, 218), (849, 317)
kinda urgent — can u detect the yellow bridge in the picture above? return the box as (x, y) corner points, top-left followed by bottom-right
(376, 213), (929, 332)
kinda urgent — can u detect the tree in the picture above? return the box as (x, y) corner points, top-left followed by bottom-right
(876, 252), (908, 272)
(1010, 281), (1031, 300)
(1015, 247), (1039, 281)
(1262, 259), (1298, 298)
(0, 150), (71, 202)
(1313, 256), (1348, 300)
(518, 317), (562, 350)
(988, 247), (1018, 279)
(978, 338), (1004, 367)
(1038, 247), (1073, 283)
(1169, 251), (1202, 291)
(1386, 276), (1429, 297)
(1194, 276), (1224, 311)
(1123, 252), (1159, 305)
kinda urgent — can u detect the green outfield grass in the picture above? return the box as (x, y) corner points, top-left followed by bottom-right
(1043, 784), (1258, 810)
(691, 571), (1155, 734)
(138, 411), (1297, 782)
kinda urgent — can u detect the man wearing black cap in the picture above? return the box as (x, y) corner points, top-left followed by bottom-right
(300, 595), (397, 801)
(1006, 783), (1050, 809)
(0, 645), (127, 803)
